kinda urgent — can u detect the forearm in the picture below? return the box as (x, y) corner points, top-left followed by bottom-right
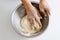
(21, 0), (33, 11)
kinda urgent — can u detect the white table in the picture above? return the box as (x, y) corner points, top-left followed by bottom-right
(0, 0), (60, 40)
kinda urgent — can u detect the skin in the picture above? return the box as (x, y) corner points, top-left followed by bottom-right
(21, 0), (50, 29)
(39, 0), (50, 16)
(21, 0), (42, 27)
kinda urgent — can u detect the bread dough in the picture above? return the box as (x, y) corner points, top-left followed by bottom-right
(20, 15), (42, 34)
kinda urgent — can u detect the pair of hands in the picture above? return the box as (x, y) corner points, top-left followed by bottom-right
(21, 0), (50, 25)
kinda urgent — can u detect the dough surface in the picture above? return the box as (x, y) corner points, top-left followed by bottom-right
(20, 15), (42, 34)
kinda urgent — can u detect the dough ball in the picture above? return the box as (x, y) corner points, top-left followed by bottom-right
(20, 15), (42, 34)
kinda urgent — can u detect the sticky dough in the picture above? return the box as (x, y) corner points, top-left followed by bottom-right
(20, 15), (42, 34)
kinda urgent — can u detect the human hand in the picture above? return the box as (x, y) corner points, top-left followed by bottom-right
(39, 0), (50, 16)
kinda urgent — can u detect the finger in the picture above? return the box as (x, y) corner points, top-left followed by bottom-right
(44, 8), (50, 16)
(41, 9), (47, 16)
(35, 17), (42, 26)
(47, 8), (50, 15)
(35, 15), (41, 25)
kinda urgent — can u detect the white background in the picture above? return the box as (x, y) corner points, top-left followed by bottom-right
(0, 0), (60, 40)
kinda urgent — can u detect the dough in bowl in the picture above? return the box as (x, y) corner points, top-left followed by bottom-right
(20, 15), (42, 34)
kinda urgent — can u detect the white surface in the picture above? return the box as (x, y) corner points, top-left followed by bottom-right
(0, 0), (60, 40)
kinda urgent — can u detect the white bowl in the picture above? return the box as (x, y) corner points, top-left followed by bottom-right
(11, 2), (49, 37)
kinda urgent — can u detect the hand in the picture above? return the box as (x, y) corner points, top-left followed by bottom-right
(39, 0), (50, 16)
(26, 7), (42, 26)
(21, 0), (42, 26)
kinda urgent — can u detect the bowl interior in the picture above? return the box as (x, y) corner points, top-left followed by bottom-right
(12, 2), (49, 37)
